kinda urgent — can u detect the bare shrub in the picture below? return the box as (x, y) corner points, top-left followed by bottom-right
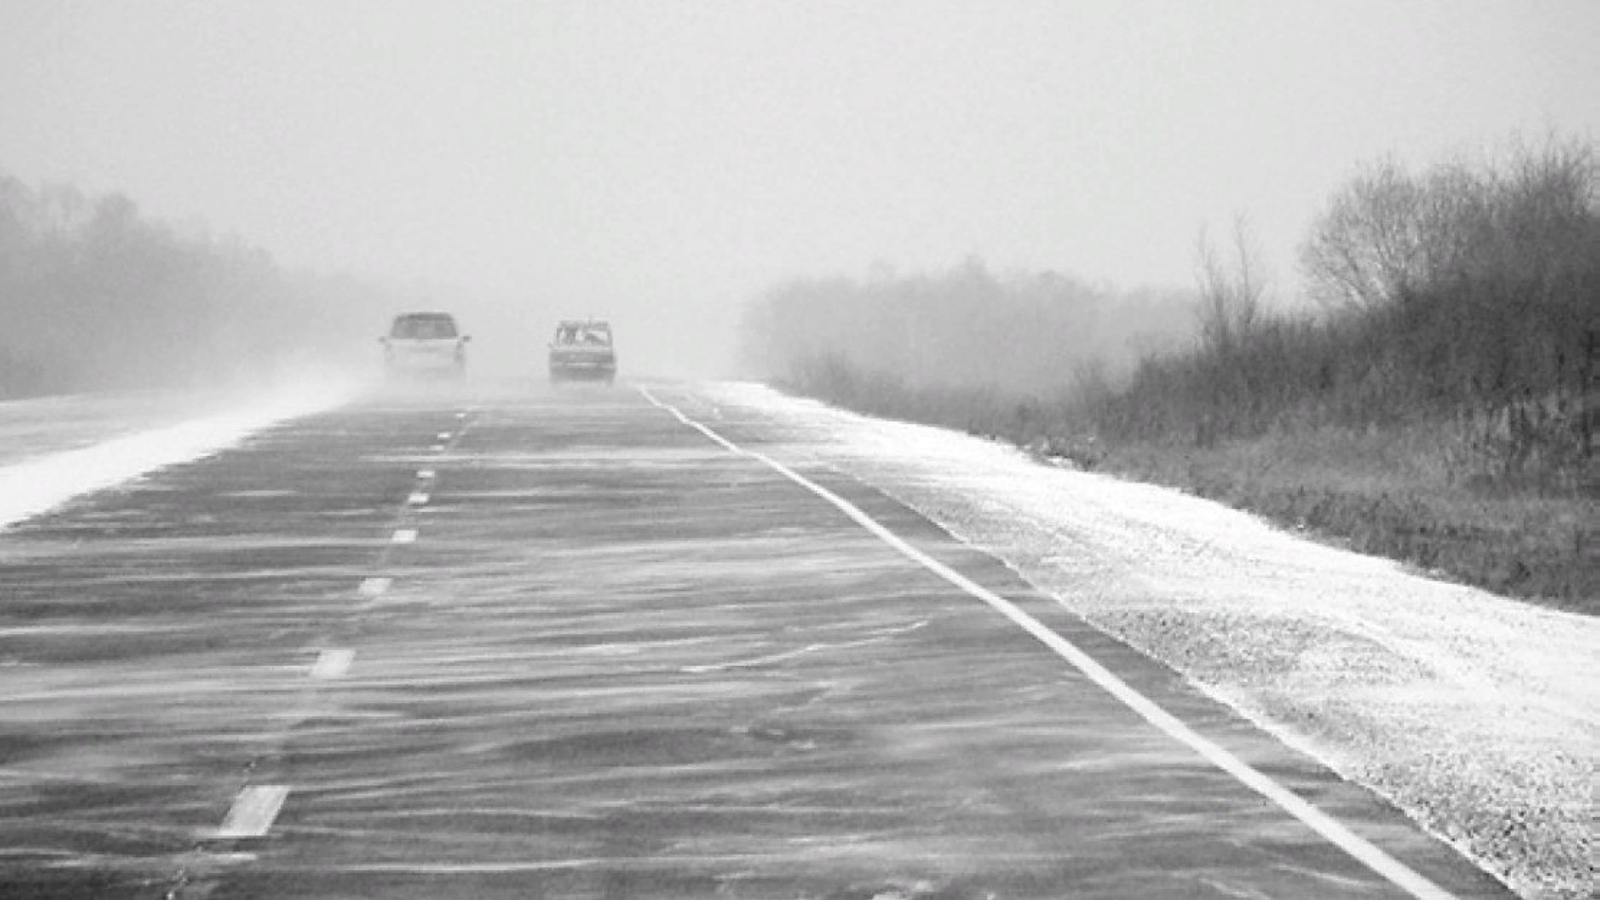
(1061, 134), (1596, 486)
(1301, 158), (1434, 311)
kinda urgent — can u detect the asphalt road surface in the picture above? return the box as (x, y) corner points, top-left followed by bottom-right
(0, 384), (1514, 899)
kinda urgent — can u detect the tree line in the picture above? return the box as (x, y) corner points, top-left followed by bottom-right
(1106, 138), (1596, 487)
(740, 257), (1196, 404)
(0, 174), (395, 398)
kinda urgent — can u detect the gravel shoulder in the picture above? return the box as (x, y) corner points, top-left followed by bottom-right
(703, 382), (1597, 900)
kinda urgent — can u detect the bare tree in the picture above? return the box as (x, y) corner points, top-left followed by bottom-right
(1195, 214), (1265, 354)
(1298, 158), (1435, 311)
(1300, 140), (1595, 314)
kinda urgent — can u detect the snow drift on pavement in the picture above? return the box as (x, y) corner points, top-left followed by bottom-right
(0, 378), (363, 531)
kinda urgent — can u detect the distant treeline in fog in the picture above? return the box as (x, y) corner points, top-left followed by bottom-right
(0, 174), (393, 397)
(740, 260), (1198, 435)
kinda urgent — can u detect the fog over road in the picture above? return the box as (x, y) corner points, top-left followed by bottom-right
(0, 385), (1515, 898)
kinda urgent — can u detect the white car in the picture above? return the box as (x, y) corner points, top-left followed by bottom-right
(381, 312), (469, 380)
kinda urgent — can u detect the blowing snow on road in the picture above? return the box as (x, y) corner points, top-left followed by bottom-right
(2, 382), (1586, 898)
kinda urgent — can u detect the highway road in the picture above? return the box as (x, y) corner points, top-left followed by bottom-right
(0, 384), (1514, 899)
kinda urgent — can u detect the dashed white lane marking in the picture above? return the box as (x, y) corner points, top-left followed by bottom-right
(639, 387), (1461, 900)
(310, 648), (354, 679)
(359, 576), (392, 597)
(197, 417), (474, 856)
(209, 785), (290, 839)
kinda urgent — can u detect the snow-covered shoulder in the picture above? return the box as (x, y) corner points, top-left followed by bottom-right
(0, 376), (364, 531)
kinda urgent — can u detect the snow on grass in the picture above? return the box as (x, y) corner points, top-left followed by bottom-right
(0, 377), (364, 531)
(703, 381), (1597, 900)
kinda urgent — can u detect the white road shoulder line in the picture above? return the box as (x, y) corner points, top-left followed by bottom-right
(638, 386), (1460, 900)
(209, 785), (290, 839)
(310, 648), (354, 679)
(392, 528), (417, 544)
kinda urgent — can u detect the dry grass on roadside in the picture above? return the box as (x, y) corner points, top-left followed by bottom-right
(1094, 427), (1596, 614)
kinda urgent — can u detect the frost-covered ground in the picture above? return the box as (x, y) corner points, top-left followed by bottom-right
(0, 378), (365, 531)
(701, 382), (1597, 900)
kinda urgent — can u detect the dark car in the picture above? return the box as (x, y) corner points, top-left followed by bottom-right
(549, 320), (617, 386)
(381, 312), (469, 380)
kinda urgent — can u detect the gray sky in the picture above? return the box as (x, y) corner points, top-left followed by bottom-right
(2, 1), (1596, 374)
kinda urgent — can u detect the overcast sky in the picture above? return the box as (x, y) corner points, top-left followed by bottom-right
(2, 1), (1595, 374)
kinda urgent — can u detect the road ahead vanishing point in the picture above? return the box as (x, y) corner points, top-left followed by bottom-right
(0, 385), (1513, 899)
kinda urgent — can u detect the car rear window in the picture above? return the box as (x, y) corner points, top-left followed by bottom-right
(555, 323), (612, 346)
(391, 315), (458, 339)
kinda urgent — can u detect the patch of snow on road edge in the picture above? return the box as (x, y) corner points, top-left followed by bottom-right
(702, 381), (1597, 900)
(0, 380), (362, 531)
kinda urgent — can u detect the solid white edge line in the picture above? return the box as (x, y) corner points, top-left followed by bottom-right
(638, 386), (1460, 900)
(209, 785), (290, 839)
